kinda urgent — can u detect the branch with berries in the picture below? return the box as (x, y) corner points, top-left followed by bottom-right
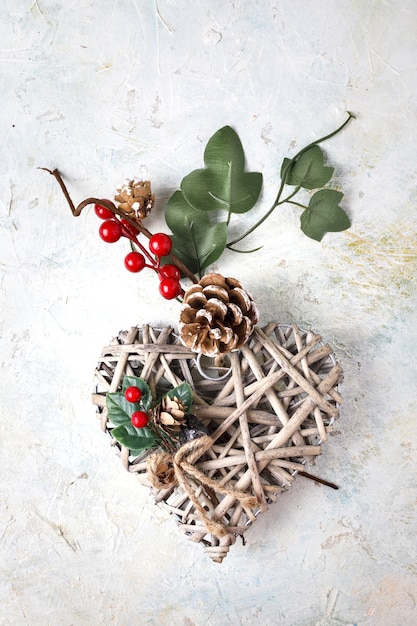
(40, 167), (198, 299)
(105, 374), (208, 455)
(41, 112), (354, 356)
(42, 112), (354, 292)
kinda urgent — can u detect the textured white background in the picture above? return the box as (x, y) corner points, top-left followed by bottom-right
(1, 1), (417, 625)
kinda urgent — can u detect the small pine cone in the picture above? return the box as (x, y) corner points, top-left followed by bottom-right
(151, 395), (187, 434)
(178, 273), (259, 356)
(114, 179), (155, 219)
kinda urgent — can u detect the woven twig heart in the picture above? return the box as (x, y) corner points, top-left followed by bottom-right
(92, 322), (343, 562)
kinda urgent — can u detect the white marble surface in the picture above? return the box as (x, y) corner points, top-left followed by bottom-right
(1, 1), (417, 624)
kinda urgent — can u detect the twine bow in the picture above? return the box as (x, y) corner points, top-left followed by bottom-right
(146, 435), (258, 538)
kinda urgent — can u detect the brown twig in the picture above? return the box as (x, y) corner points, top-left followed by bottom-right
(39, 167), (198, 284)
(298, 470), (339, 490)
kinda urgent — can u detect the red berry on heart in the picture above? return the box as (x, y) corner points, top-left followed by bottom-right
(99, 219), (122, 243)
(94, 202), (114, 220)
(149, 233), (172, 257)
(131, 411), (149, 428)
(124, 251), (146, 273)
(159, 277), (181, 300)
(124, 386), (142, 403)
(159, 264), (181, 281)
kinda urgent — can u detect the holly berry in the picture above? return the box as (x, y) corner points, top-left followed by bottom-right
(99, 219), (122, 243)
(124, 251), (146, 273)
(159, 264), (181, 281)
(124, 386), (142, 403)
(131, 411), (149, 428)
(149, 233), (172, 257)
(159, 277), (181, 300)
(94, 202), (114, 220)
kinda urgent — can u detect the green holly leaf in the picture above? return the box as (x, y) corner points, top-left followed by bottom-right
(300, 189), (351, 241)
(106, 377), (152, 426)
(106, 394), (134, 425)
(163, 381), (192, 413)
(111, 422), (157, 453)
(181, 126), (262, 215)
(121, 376), (152, 410)
(165, 190), (227, 275)
(281, 145), (333, 189)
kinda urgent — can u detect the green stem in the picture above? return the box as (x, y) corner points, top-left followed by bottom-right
(286, 200), (309, 210)
(291, 110), (356, 164)
(226, 161), (233, 225)
(276, 175), (309, 207)
(226, 112), (355, 247)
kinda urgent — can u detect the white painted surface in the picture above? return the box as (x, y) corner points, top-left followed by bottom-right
(1, 1), (416, 624)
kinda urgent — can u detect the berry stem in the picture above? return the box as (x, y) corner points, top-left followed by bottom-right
(40, 167), (198, 284)
(147, 420), (176, 453)
(121, 226), (157, 266)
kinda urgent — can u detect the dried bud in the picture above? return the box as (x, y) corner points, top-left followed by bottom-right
(114, 179), (155, 219)
(178, 273), (259, 356)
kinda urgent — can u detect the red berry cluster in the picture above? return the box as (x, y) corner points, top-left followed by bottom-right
(124, 385), (149, 428)
(94, 203), (182, 300)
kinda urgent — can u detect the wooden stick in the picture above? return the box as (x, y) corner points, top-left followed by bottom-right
(298, 471), (339, 490)
(191, 363), (342, 540)
(230, 352), (268, 512)
(198, 446), (321, 471)
(240, 343), (305, 446)
(109, 327), (139, 391)
(254, 327), (339, 417)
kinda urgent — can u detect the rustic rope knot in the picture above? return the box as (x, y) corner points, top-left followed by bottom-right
(146, 435), (258, 538)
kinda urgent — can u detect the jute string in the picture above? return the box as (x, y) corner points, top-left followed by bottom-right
(146, 435), (258, 537)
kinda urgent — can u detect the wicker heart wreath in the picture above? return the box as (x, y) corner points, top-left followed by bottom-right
(92, 322), (342, 563)
(44, 116), (353, 562)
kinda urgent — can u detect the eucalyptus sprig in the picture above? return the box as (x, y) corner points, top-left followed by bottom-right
(165, 112), (355, 277)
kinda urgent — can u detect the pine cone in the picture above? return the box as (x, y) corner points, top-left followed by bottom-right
(151, 395), (187, 434)
(178, 273), (259, 356)
(114, 179), (155, 219)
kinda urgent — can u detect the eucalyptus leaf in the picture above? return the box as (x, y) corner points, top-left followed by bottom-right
(181, 126), (262, 215)
(166, 190), (227, 275)
(281, 146), (333, 189)
(300, 189), (350, 241)
(111, 422), (157, 452)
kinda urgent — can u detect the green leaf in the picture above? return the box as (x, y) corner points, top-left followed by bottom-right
(300, 190), (351, 241)
(181, 126), (262, 215)
(163, 381), (193, 413)
(111, 422), (157, 453)
(106, 393), (134, 426)
(165, 190), (227, 275)
(121, 376), (152, 410)
(281, 146), (333, 189)
(106, 377), (152, 426)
